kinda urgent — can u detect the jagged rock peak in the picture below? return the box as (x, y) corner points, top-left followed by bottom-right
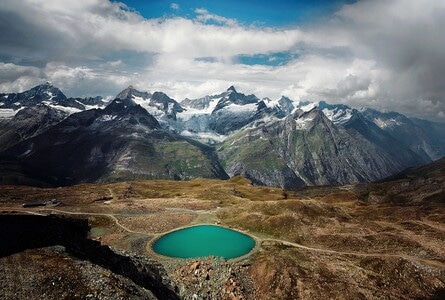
(0, 82), (69, 106)
(115, 85), (151, 100)
(104, 98), (137, 114)
(151, 91), (184, 115)
(115, 86), (135, 99)
(40, 82), (52, 88)
(33, 82), (64, 93)
(278, 96), (295, 113)
(227, 85), (237, 93)
(151, 91), (172, 101)
(30, 82), (53, 89)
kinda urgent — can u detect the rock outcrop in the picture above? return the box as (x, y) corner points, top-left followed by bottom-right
(0, 214), (179, 299)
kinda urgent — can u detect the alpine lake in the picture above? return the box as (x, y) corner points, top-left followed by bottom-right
(152, 225), (256, 260)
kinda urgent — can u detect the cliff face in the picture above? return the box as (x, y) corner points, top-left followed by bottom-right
(0, 214), (179, 299)
(218, 109), (424, 188)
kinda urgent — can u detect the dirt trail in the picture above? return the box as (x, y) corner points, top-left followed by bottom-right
(10, 208), (445, 271)
(34, 208), (151, 235)
(18, 210), (47, 216)
(264, 238), (445, 269)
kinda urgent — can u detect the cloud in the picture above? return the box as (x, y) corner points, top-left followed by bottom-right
(194, 8), (238, 26)
(0, 62), (133, 97)
(0, 0), (444, 121)
(0, 63), (43, 92)
(44, 62), (134, 97)
(170, 3), (179, 11)
(331, 0), (445, 120)
(0, 1), (304, 61)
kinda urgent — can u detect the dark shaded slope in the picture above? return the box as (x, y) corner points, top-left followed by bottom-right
(1, 99), (228, 186)
(0, 104), (68, 152)
(344, 110), (426, 167)
(361, 109), (445, 161)
(354, 157), (445, 205)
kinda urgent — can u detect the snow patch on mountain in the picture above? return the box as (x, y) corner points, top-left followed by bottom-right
(295, 114), (316, 130)
(222, 103), (257, 113)
(98, 114), (118, 122)
(46, 91), (55, 100)
(42, 101), (83, 115)
(322, 107), (353, 125)
(131, 95), (150, 109)
(178, 96), (222, 121)
(297, 101), (318, 112)
(180, 130), (226, 143)
(0, 108), (22, 119)
(371, 117), (403, 129)
(262, 97), (280, 109)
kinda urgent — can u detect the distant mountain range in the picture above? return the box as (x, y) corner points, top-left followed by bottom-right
(0, 83), (444, 188)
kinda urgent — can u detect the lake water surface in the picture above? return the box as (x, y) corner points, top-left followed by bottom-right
(152, 225), (255, 259)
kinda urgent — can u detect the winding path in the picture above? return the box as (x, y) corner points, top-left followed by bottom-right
(263, 238), (445, 269)
(12, 208), (445, 270)
(36, 208), (150, 236)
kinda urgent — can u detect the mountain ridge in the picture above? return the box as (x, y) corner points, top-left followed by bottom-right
(0, 83), (443, 188)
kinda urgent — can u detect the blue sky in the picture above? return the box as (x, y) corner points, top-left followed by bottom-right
(1, 0), (445, 121)
(119, 0), (357, 27)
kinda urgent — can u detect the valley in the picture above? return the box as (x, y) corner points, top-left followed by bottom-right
(1, 160), (444, 299)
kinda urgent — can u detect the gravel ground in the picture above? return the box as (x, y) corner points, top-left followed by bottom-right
(0, 246), (157, 300)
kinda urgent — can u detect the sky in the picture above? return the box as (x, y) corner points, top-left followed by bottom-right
(0, 0), (444, 122)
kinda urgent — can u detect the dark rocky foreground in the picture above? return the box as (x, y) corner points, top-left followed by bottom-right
(0, 214), (179, 299)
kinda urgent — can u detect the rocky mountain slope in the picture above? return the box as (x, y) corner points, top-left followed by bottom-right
(1, 96), (227, 186)
(218, 108), (424, 188)
(176, 86), (287, 144)
(0, 104), (68, 152)
(0, 83), (443, 188)
(360, 108), (445, 161)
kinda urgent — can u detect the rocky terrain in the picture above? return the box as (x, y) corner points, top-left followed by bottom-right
(0, 159), (444, 299)
(0, 214), (178, 299)
(1, 246), (158, 300)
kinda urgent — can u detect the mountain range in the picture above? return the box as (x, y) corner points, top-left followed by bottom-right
(0, 83), (444, 188)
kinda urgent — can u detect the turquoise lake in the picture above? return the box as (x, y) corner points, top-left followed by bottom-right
(152, 225), (255, 259)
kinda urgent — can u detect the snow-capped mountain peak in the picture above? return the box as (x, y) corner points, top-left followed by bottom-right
(262, 97), (278, 108)
(296, 101), (318, 112)
(317, 101), (354, 125)
(114, 87), (184, 123)
(116, 85), (152, 101)
(0, 83), (93, 117)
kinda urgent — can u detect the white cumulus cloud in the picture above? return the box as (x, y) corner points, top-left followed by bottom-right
(0, 0), (444, 121)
